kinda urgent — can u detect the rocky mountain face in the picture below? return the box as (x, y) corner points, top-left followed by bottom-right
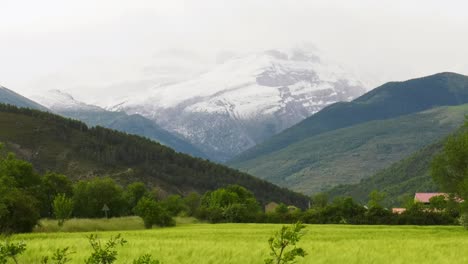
(32, 90), (207, 158)
(110, 49), (366, 161)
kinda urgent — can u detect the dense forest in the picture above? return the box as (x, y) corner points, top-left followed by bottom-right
(0, 104), (308, 208)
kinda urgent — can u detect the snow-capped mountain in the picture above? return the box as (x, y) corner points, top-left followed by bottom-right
(32, 90), (207, 158)
(32, 89), (102, 111)
(110, 49), (366, 161)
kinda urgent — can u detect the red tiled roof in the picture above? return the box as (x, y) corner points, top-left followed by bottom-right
(414, 193), (447, 203)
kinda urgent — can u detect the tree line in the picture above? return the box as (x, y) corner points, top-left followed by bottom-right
(0, 103), (308, 208)
(1, 119), (467, 234)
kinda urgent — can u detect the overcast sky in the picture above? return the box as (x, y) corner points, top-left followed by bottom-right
(1, 0), (468, 103)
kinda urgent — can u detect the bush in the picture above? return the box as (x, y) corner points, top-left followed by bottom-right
(53, 194), (74, 226)
(0, 241), (26, 264)
(73, 177), (127, 218)
(85, 234), (127, 264)
(132, 254), (160, 264)
(41, 247), (73, 264)
(134, 197), (175, 228)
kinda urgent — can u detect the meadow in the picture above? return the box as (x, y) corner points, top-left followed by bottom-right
(6, 218), (468, 264)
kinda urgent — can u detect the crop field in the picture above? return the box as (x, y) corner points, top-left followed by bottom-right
(9, 222), (468, 264)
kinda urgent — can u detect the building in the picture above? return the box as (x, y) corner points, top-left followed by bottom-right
(414, 193), (448, 204)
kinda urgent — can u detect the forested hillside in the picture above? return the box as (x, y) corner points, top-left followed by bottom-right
(232, 72), (468, 164)
(57, 109), (207, 158)
(231, 104), (468, 194)
(230, 72), (468, 193)
(0, 104), (308, 207)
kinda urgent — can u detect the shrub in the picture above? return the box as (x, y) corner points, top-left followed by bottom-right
(0, 241), (26, 264)
(53, 194), (74, 226)
(132, 254), (161, 264)
(265, 222), (307, 264)
(41, 247), (73, 264)
(85, 234), (127, 264)
(134, 197), (175, 228)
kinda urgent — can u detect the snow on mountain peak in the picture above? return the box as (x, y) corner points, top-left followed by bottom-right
(32, 89), (102, 111)
(110, 48), (366, 160)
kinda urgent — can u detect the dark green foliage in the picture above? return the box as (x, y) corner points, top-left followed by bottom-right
(198, 185), (261, 223)
(265, 222), (307, 264)
(73, 177), (127, 218)
(0, 103), (308, 208)
(41, 247), (73, 264)
(275, 204), (289, 215)
(40, 172), (73, 217)
(134, 197), (175, 228)
(368, 190), (386, 208)
(123, 182), (150, 214)
(429, 195), (448, 211)
(160, 195), (186, 216)
(0, 241), (26, 264)
(53, 194), (74, 226)
(461, 213), (468, 229)
(431, 125), (468, 199)
(132, 254), (160, 264)
(183, 192), (201, 216)
(85, 234), (127, 264)
(431, 122), (468, 228)
(310, 193), (328, 209)
(57, 109), (207, 159)
(0, 149), (41, 233)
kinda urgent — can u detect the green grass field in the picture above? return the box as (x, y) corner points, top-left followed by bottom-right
(7, 220), (468, 264)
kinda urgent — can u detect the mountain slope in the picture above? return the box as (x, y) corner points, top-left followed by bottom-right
(327, 142), (443, 207)
(32, 90), (207, 158)
(111, 49), (365, 161)
(0, 104), (308, 207)
(0, 86), (48, 111)
(230, 103), (468, 194)
(232, 72), (468, 164)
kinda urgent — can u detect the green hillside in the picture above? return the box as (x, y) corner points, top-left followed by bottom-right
(0, 104), (307, 207)
(58, 109), (207, 158)
(327, 142), (442, 206)
(328, 122), (468, 207)
(231, 72), (468, 164)
(230, 104), (468, 194)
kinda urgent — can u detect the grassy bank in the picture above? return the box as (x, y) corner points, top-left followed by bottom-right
(10, 223), (468, 263)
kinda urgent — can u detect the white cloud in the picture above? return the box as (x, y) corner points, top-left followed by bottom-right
(0, 0), (467, 100)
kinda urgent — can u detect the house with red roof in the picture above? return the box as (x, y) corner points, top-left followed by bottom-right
(392, 192), (463, 214)
(414, 193), (448, 204)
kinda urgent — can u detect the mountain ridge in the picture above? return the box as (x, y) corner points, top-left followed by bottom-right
(0, 103), (308, 207)
(32, 90), (207, 158)
(110, 48), (365, 161)
(231, 72), (468, 164)
(0, 86), (48, 111)
(229, 72), (468, 194)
